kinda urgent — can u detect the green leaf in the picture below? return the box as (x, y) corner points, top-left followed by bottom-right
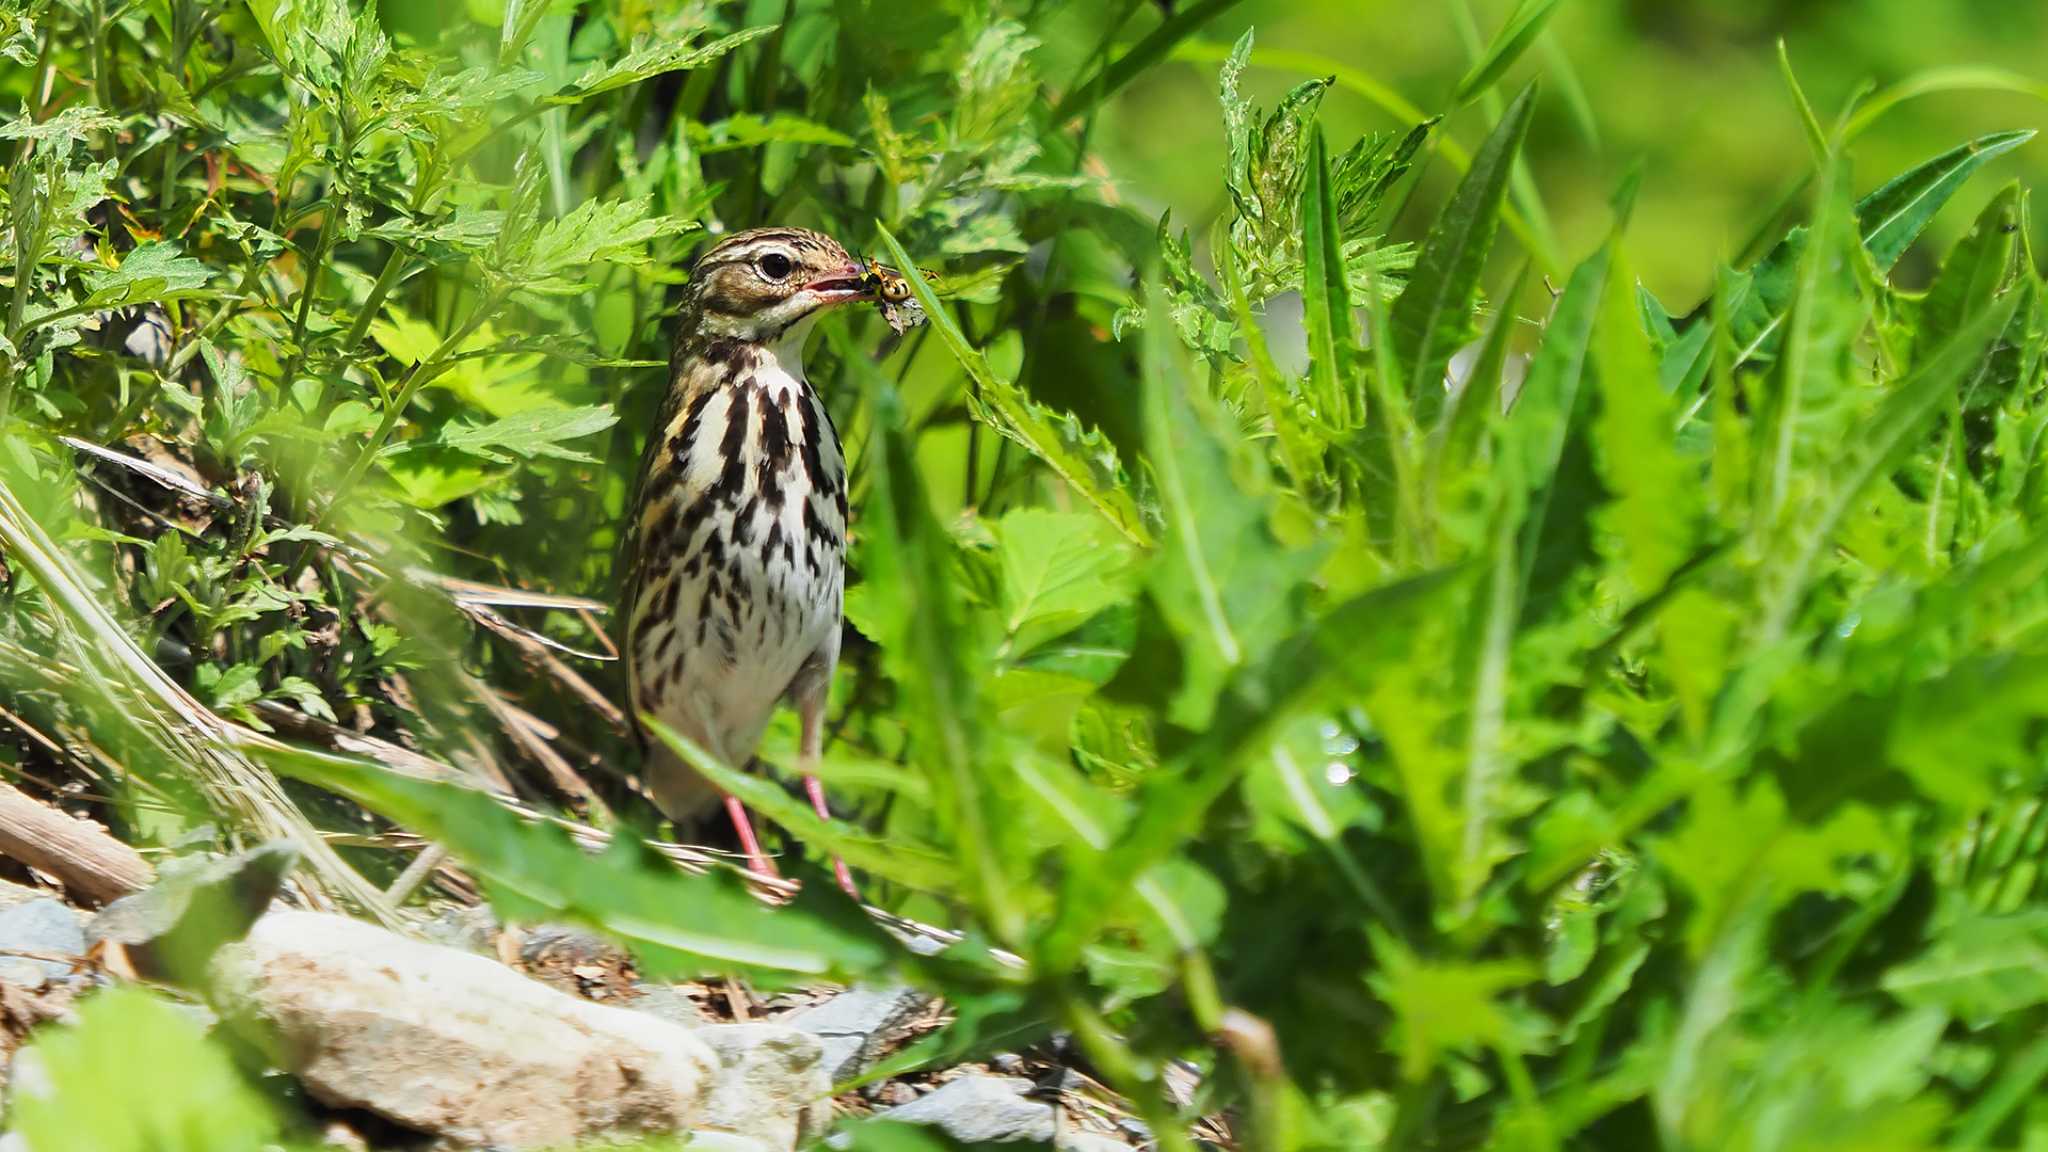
(81, 241), (213, 307)
(1433, 261), (1529, 503)
(1039, 565), (1465, 974)
(254, 742), (897, 982)
(0, 104), (118, 142)
(1394, 84), (1537, 427)
(11, 988), (279, 1152)
(563, 25), (778, 100)
(509, 196), (697, 288)
(1507, 238), (1610, 618)
(875, 225), (1151, 547)
(687, 113), (856, 154)
(1856, 130), (2035, 274)
(1453, 0), (1566, 104)
(1776, 39), (1831, 165)
(994, 509), (1140, 658)
(1591, 245), (1700, 597)
(436, 404), (619, 463)
(1369, 928), (1536, 1080)
(1883, 908), (2048, 1024)
(1914, 183), (2021, 367)
(1140, 273), (1316, 727)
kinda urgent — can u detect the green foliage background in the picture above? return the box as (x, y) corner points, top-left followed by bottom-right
(4, 1), (2048, 1150)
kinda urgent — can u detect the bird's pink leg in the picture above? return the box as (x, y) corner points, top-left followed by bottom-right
(803, 773), (859, 898)
(796, 684), (860, 900)
(723, 793), (780, 880)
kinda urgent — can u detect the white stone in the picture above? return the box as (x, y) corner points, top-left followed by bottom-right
(209, 909), (720, 1149)
(691, 1022), (833, 1152)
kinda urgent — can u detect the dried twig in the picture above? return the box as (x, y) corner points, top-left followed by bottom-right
(0, 778), (154, 905)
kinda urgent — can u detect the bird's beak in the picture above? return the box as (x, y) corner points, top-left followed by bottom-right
(804, 262), (878, 307)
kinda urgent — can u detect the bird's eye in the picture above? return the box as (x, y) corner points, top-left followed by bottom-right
(757, 252), (794, 281)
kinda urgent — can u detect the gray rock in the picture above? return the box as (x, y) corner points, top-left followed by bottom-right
(0, 899), (84, 988)
(210, 909), (720, 1149)
(782, 984), (930, 1081)
(880, 1074), (1055, 1144)
(690, 1023), (833, 1152)
(418, 903), (499, 955)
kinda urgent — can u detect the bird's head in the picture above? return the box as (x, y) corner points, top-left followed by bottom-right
(681, 227), (881, 347)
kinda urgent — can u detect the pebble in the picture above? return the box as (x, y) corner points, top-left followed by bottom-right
(0, 899), (84, 989)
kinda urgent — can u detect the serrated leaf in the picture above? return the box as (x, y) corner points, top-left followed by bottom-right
(1592, 245), (1700, 596)
(1370, 928), (1536, 1080)
(1914, 183), (2021, 367)
(687, 113), (855, 154)
(0, 104), (118, 142)
(511, 196), (697, 285)
(437, 404), (618, 463)
(564, 25), (778, 100)
(80, 241), (213, 307)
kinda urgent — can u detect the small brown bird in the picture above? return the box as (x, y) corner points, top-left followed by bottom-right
(622, 226), (885, 894)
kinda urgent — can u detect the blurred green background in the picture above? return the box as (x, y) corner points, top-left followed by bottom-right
(1097, 0), (2048, 300)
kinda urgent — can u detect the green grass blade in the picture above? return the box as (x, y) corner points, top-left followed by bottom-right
(1393, 83), (1538, 428)
(1541, 33), (1600, 150)
(1053, 0), (1248, 123)
(1431, 262), (1529, 508)
(1847, 66), (2048, 141)
(1776, 39), (1831, 165)
(1302, 126), (1359, 427)
(874, 225), (1151, 546)
(1453, 0), (1566, 105)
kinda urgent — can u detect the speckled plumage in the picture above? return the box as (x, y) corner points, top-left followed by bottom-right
(622, 228), (863, 842)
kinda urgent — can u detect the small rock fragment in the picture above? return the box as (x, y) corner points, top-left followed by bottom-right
(210, 909), (719, 1149)
(783, 984), (931, 1082)
(690, 1023), (833, 1152)
(879, 1074), (1056, 1145)
(0, 901), (83, 989)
